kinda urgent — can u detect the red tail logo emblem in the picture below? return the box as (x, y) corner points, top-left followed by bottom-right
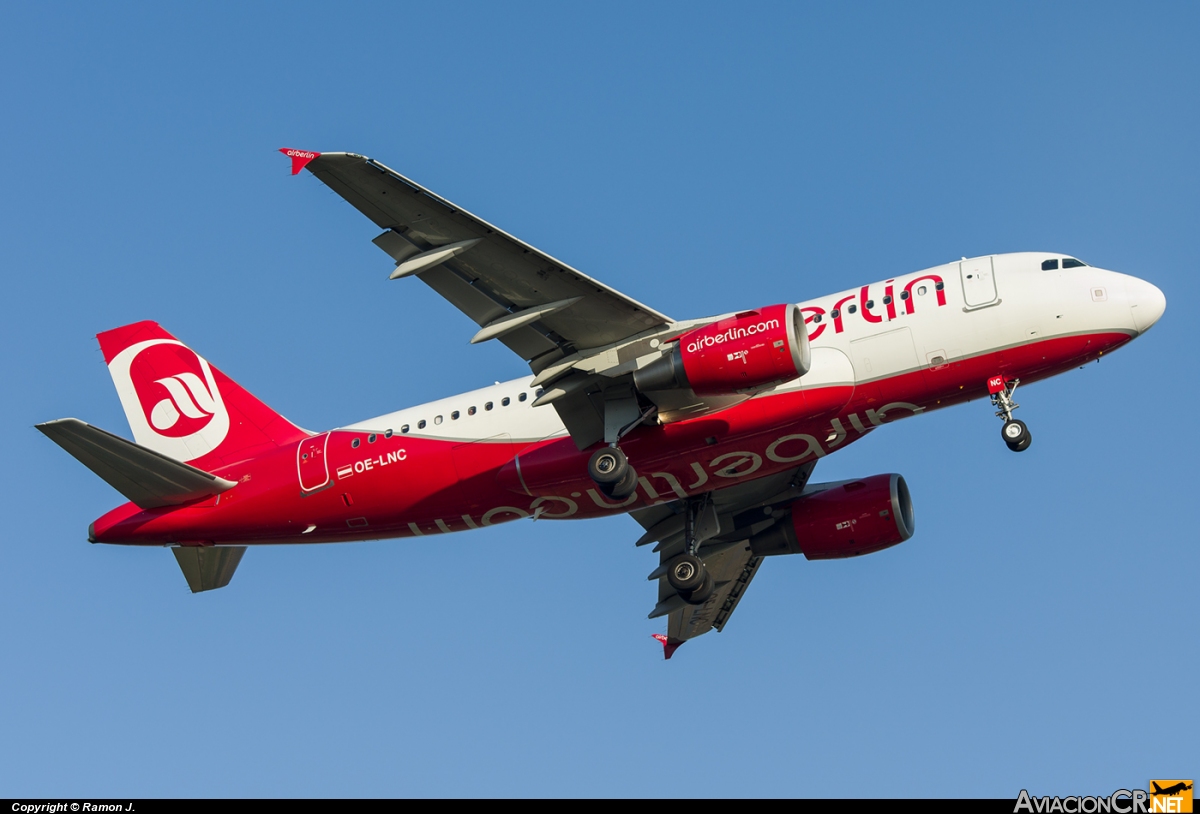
(130, 344), (220, 436)
(108, 339), (230, 461)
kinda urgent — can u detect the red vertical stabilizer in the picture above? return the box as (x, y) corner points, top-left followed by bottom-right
(97, 321), (308, 470)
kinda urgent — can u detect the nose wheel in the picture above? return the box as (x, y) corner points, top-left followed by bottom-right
(1002, 419), (1031, 452)
(588, 446), (638, 498)
(989, 377), (1032, 452)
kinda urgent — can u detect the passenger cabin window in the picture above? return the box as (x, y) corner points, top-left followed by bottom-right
(451, 411), (460, 420)
(468, 406), (476, 416)
(384, 429), (393, 438)
(501, 397), (510, 407)
(830, 308), (840, 319)
(1042, 259), (1059, 270)
(485, 402), (493, 411)
(812, 313), (822, 323)
(368, 434), (377, 443)
(401, 424), (410, 434)
(918, 286), (927, 296)
(519, 393), (527, 402)
(1062, 258), (1087, 268)
(434, 415), (443, 425)
(417, 420), (426, 429)
(351, 438), (360, 448)
(847, 304), (857, 314)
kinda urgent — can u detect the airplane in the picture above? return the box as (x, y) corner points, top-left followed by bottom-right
(36, 148), (1167, 659)
(1152, 783), (1192, 797)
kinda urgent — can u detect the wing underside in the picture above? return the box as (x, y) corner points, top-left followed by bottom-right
(304, 152), (672, 367)
(633, 462), (817, 657)
(296, 149), (781, 451)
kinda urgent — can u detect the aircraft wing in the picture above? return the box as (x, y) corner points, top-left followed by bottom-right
(633, 462), (817, 658)
(298, 151), (673, 368)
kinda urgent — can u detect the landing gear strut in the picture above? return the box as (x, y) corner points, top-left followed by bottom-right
(990, 377), (1031, 452)
(666, 498), (715, 605)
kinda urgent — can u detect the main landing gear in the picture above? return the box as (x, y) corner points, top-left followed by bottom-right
(990, 377), (1032, 452)
(586, 440), (712, 605)
(665, 499), (715, 605)
(588, 395), (659, 499)
(588, 445), (638, 498)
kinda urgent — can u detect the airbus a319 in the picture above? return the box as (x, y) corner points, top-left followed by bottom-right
(38, 148), (1166, 658)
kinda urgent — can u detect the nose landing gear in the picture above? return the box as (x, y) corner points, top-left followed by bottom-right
(1002, 418), (1031, 451)
(989, 376), (1031, 452)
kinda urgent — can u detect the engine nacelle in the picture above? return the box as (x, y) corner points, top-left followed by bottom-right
(749, 473), (914, 560)
(634, 303), (811, 396)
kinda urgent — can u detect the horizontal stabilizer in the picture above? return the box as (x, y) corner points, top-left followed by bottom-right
(37, 418), (236, 509)
(173, 546), (246, 592)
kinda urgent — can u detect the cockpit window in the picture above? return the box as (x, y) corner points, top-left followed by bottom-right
(1041, 259), (1059, 270)
(1062, 258), (1087, 268)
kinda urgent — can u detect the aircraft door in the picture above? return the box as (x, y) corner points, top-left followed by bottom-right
(297, 432), (331, 493)
(960, 257), (999, 308)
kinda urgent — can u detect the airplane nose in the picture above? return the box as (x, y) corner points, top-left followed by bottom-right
(1128, 277), (1166, 334)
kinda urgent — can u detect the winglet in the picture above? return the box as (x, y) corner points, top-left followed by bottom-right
(652, 633), (684, 660)
(279, 148), (321, 175)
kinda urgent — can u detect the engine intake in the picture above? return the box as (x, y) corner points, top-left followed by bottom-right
(634, 303), (811, 396)
(749, 473), (914, 560)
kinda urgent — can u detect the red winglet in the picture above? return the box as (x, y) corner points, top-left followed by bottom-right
(652, 633), (683, 660)
(279, 148), (321, 175)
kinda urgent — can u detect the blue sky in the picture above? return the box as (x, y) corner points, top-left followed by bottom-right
(2, 1), (1196, 797)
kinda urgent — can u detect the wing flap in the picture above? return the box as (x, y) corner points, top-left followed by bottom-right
(37, 418), (236, 509)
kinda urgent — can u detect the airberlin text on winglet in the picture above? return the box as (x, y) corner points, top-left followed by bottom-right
(280, 148), (321, 175)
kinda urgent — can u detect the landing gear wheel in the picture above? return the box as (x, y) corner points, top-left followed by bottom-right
(991, 379), (1030, 452)
(667, 553), (707, 594)
(588, 446), (629, 485)
(1008, 431), (1032, 453)
(601, 465), (639, 498)
(682, 572), (715, 605)
(998, 420), (1027, 446)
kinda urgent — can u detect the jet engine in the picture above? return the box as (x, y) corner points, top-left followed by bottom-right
(634, 303), (811, 396)
(748, 473), (914, 560)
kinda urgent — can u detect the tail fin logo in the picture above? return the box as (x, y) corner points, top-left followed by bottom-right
(148, 373), (218, 432)
(108, 339), (230, 462)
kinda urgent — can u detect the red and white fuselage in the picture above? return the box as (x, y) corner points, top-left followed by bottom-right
(86, 252), (1164, 547)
